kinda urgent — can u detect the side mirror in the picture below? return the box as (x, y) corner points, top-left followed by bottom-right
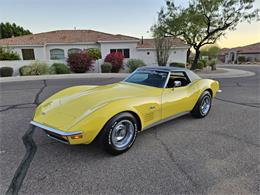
(173, 81), (182, 88)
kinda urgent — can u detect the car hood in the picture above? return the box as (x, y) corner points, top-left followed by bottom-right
(33, 82), (159, 131)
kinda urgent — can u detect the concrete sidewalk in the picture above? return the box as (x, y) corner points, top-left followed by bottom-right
(0, 68), (255, 83)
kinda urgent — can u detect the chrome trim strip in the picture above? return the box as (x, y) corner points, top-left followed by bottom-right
(141, 111), (189, 131)
(30, 121), (82, 136)
(163, 72), (171, 88)
(217, 89), (222, 93)
(47, 134), (69, 144)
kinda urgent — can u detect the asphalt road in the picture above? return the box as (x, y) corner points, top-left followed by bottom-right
(0, 65), (259, 195)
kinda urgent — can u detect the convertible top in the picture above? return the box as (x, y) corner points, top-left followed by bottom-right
(136, 66), (201, 81)
(137, 66), (186, 72)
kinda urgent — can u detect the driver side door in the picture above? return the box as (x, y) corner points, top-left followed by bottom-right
(161, 71), (197, 119)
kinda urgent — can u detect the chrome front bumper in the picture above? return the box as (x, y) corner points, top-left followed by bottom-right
(30, 121), (82, 144)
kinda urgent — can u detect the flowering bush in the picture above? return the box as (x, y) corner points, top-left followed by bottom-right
(104, 52), (124, 73)
(67, 51), (92, 73)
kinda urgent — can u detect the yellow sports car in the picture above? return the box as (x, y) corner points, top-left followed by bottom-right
(31, 66), (220, 154)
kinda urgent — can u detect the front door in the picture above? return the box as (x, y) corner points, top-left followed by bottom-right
(161, 71), (196, 119)
(162, 86), (192, 119)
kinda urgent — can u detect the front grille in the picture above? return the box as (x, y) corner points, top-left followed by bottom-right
(45, 130), (69, 144)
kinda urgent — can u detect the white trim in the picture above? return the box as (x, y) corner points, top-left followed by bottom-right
(137, 46), (190, 50)
(46, 42), (98, 45)
(98, 40), (139, 43)
(2, 42), (98, 47)
(2, 44), (44, 47)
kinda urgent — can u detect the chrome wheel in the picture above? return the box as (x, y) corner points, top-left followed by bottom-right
(111, 120), (135, 149)
(200, 96), (211, 115)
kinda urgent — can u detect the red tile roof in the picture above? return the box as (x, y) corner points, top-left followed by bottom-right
(0, 30), (139, 46)
(221, 42), (260, 55)
(137, 38), (189, 48)
(236, 42), (260, 54)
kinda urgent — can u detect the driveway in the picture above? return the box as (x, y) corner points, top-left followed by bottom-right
(0, 65), (259, 194)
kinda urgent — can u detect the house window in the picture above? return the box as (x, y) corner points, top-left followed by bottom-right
(123, 49), (130, 58)
(50, 49), (65, 60)
(110, 48), (130, 58)
(21, 49), (35, 60)
(117, 49), (123, 53)
(68, 48), (81, 55)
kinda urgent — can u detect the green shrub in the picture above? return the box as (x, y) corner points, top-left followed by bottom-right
(200, 59), (208, 67)
(50, 63), (70, 74)
(101, 63), (112, 73)
(169, 62), (185, 68)
(19, 61), (49, 76)
(0, 46), (20, 61)
(127, 59), (146, 73)
(19, 65), (32, 76)
(208, 59), (216, 70)
(30, 61), (49, 75)
(238, 56), (246, 63)
(0, 67), (13, 77)
(197, 60), (204, 69)
(87, 48), (101, 60)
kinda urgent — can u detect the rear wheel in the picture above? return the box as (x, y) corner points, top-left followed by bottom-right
(98, 112), (138, 155)
(191, 91), (212, 118)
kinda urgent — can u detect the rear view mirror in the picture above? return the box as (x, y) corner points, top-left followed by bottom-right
(173, 81), (182, 88)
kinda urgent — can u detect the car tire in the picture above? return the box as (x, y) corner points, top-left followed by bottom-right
(191, 90), (212, 118)
(98, 112), (138, 155)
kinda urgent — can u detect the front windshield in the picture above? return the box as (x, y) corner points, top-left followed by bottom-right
(124, 70), (169, 88)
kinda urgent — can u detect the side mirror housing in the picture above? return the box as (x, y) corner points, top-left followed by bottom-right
(173, 81), (182, 88)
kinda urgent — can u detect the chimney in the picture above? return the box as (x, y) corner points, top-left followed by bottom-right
(141, 36), (144, 45)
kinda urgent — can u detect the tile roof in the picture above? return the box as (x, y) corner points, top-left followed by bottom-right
(137, 38), (189, 48)
(0, 30), (139, 46)
(221, 42), (260, 55)
(236, 42), (260, 54)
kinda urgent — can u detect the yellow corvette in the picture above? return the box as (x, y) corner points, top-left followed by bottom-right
(31, 66), (220, 154)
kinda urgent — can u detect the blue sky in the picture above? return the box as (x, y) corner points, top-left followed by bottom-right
(0, 0), (259, 48)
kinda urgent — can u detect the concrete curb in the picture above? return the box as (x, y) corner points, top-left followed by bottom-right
(199, 68), (255, 79)
(217, 64), (260, 67)
(0, 68), (255, 83)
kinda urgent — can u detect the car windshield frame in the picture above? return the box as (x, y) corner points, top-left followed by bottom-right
(123, 69), (170, 88)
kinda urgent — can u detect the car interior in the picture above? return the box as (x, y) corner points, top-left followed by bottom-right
(142, 73), (167, 88)
(166, 72), (190, 88)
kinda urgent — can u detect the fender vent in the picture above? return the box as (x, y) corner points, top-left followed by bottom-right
(144, 112), (154, 122)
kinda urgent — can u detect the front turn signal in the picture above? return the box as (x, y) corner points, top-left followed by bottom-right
(70, 134), (83, 139)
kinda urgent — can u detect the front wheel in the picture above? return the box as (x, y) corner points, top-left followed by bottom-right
(191, 91), (212, 118)
(98, 112), (138, 155)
